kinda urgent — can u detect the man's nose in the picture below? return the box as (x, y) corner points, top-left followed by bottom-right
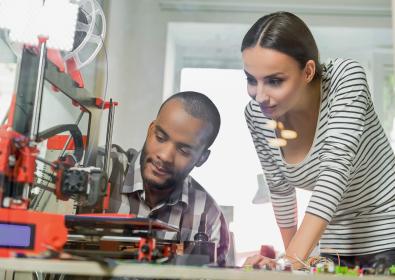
(157, 143), (175, 163)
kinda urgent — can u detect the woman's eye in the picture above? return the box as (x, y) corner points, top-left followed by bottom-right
(246, 77), (257, 85)
(267, 78), (283, 87)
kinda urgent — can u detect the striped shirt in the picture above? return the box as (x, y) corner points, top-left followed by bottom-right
(108, 150), (229, 264)
(245, 58), (395, 255)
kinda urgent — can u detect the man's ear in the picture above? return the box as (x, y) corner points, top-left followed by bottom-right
(304, 60), (316, 83)
(147, 121), (155, 135)
(196, 149), (210, 167)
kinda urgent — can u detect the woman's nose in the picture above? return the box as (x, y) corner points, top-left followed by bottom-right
(255, 83), (269, 104)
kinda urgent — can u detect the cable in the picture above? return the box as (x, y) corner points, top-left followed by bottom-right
(31, 115), (84, 210)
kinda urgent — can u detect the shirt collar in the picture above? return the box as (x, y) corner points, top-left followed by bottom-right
(121, 151), (190, 207)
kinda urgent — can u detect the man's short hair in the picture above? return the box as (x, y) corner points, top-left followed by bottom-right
(158, 91), (221, 148)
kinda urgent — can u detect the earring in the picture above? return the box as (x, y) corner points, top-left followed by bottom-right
(264, 120), (297, 147)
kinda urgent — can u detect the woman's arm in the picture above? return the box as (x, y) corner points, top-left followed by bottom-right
(285, 213), (328, 268)
(280, 226), (297, 249)
(244, 214), (326, 269)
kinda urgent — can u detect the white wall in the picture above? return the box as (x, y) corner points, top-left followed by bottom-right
(0, 34), (15, 64)
(104, 0), (392, 150)
(393, 0), (395, 67)
(103, 0), (167, 149)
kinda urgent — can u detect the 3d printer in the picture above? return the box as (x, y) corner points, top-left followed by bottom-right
(0, 0), (216, 266)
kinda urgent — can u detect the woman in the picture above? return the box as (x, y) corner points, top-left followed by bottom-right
(242, 11), (395, 269)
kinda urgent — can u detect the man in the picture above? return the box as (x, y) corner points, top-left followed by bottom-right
(108, 91), (229, 265)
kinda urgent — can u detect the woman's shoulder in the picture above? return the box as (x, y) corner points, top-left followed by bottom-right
(323, 58), (366, 81)
(322, 58), (369, 95)
(322, 58), (371, 108)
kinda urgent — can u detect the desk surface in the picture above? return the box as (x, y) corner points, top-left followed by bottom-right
(0, 258), (393, 279)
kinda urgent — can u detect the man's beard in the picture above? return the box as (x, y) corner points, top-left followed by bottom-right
(140, 143), (187, 190)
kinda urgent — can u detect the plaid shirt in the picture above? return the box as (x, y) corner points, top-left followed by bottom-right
(108, 149), (229, 264)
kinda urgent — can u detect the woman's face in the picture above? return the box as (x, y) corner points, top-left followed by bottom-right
(242, 46), (310, 119)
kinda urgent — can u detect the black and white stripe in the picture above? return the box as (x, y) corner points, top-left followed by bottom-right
(245, 58), (395, 255)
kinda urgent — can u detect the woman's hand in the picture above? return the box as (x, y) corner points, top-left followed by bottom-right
(243, 254), (277, 269)
(243, 254), (306, 270)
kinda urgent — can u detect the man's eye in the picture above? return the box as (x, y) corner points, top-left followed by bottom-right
(246, 77), (257, 85)
(178, 147), (191, 156)
(156, 134), (166, 142)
